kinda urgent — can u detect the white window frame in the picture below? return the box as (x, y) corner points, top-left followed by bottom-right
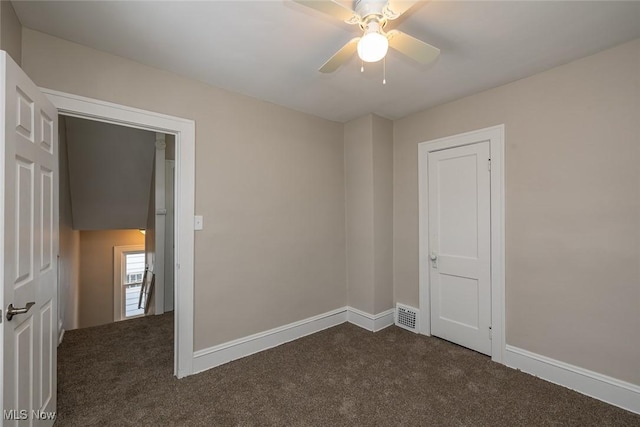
(113, 244), (146, 322)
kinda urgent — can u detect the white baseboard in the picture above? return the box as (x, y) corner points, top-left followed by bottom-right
(505, 345), (640, 414)
(347, 307), (395, 332)
(192, 306), (398, 376)
(58, 328), (65, 346)
(57, 317), (64, 346)
(192, 307), (348, 374)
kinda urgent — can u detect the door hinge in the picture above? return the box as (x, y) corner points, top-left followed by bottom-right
(488, 158), (492, 171)
(489, 326), (492, 340)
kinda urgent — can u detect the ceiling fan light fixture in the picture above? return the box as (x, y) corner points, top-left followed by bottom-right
(357, 31), (388, 63)
(294, 0), (440, 73)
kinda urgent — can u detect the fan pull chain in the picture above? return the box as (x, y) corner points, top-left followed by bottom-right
(361, 60), (364, 73)
(383, 57), (386, 85)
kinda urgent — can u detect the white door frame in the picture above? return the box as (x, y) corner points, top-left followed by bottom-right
(42, 88), (195, 378)
(418, 124), (505, 363)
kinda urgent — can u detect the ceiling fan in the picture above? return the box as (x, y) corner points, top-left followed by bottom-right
(293, 0), (440, 73)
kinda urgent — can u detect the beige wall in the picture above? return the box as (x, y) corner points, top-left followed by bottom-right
(21, 29), (347, 348)
(344, 114), (393, 314)
(58, 116), (80, 331)
(78, 230), (145, 328)
(393, 39), (640, 384)
(371, 115), (393, 314)
(0, 1), (21, 65)
(64, 117), (156, 230)
(345, 115), (375, 312)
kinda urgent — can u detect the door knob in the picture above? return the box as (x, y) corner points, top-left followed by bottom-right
(430, 252), (438, 268)
(6, 302), (35, 321)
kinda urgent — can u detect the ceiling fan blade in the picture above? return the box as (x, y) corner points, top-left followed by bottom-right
(387, 30), (440, 65)
(319, 37), (360, 73)
(292, 0), (358, 23)
(384, 0), (420, 20)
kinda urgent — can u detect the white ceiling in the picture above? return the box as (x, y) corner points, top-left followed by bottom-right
(13, 1), (640, 123)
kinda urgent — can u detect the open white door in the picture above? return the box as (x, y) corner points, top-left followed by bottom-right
(1, 51), (58, 425)
(428, 141), (491, 356)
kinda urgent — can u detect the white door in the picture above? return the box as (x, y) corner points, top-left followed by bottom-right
(1, 52), (58, 425)
(428, 141), (491, 355)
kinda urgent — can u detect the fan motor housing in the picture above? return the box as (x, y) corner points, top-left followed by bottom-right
(354, 0), (388, 19)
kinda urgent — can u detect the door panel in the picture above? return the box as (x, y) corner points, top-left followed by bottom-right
(16, 88), (34, 141)
(15, 319), (33, 419)
(40, 168), (54, 272)
(15, 159), (34, 286)
(39, 301), (53, 409)
(39, 112), (54, 154)
(436, 153), (479, 259)
(429, 141), (491, 355)
(2, 51), (58, 427)
(438, 274), (480, 328)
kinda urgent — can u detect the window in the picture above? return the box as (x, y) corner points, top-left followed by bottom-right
(125, 272), (144, 284)
(123, 252), (145, 318)
(113, 244), (145, 322)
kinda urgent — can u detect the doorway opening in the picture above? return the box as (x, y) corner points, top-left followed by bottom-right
(59, 115), (174, 328)
(45, 88), (195, 378)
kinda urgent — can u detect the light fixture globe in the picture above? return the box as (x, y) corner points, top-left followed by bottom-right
(357, 31), (388, 63)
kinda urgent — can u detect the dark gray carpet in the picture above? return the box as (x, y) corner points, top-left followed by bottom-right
(55, 312), (640, 426)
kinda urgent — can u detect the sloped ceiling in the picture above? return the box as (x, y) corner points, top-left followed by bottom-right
(13, 1), (640, 122)
(64, 117), (156, 230)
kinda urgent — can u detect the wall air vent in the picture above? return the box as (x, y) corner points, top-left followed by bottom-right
(395, 303), (419, 333)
